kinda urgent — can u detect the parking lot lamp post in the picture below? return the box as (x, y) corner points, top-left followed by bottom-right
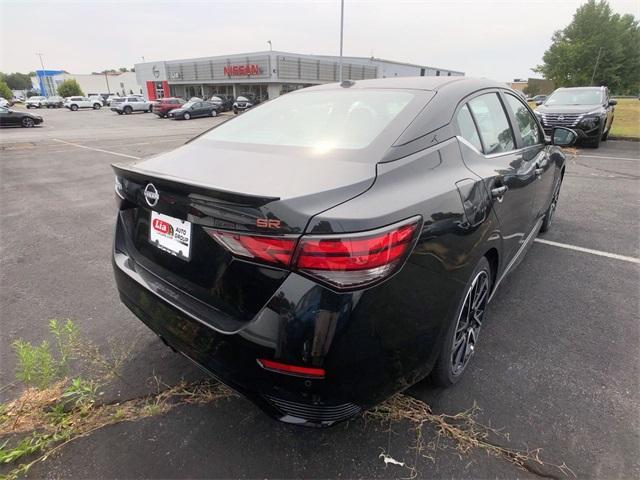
(339, 0), (344, 82)
(267, 40), (272, 51)
(36, 52), (47, 95)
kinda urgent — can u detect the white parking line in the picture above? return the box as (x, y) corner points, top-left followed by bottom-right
(52, 138), (141, 160)
(577, 154), (639, 161)
(534, 238), (640, 264)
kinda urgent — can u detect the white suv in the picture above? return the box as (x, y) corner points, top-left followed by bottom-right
(110, 96), (152, 115)
(26, 96), (47, 108)
(64, 96), (103, 111)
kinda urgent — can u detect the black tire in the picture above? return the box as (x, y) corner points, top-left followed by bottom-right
(70, 104), (78, 111)
(21, 117), (35, 128)
(431, 257), (492, 387)
(147, 106), (153, 113)
(540, 175), (562, 233)
(26, 105), (31, 109)
(233, 107), (238, 114)
(93, 103), (101, 110)
(601, 126), (610, 141)
(183, 112), (191, 120)
(117, 111), (123, 115)
(124, 106), (132, 115)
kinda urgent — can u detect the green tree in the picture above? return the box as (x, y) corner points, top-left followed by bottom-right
(535, 0), (640, 94)
(4, 72), (32, 90)
(57, 79), (83, 97)
(0, 79), (13, 100)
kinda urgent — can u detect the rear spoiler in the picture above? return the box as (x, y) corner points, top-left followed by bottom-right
(112, 163), (279, 207)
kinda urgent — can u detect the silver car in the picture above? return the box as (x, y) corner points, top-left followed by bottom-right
(110, 96), (152, 115)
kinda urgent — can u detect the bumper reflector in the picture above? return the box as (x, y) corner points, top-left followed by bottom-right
(257, 359), (325, 379)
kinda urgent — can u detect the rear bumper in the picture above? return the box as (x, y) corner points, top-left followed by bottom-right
(112, 211), (449, 426)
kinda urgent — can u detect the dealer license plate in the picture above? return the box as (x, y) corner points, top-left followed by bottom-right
(149, 211), (192, 261)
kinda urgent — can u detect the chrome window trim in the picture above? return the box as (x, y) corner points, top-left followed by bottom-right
(456, 135), (525, 159)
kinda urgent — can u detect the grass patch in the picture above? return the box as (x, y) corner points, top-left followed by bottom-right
(0, 320), (235, 480)
(610, 98), (640, 139)
(367, 394), (575, 479)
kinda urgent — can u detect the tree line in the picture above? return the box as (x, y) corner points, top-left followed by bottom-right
(535, 0), (639, 94)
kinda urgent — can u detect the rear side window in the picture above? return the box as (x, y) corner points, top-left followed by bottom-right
(456, 104), (483, 152)
(468, 93), (515, 154)
(504, 94), (542, 147)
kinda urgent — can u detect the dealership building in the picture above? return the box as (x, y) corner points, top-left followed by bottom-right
(134, 51), (464, 101)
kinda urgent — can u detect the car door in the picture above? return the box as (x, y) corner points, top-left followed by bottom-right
(455, 91), (539, 262)
(502, 92), (553, 222)
(0, 107), (10, 126)
(191, 102), (204, 117)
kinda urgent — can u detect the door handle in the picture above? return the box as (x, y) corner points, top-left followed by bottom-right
(490, 185), (508, 198)
(534, 167), (544, 176)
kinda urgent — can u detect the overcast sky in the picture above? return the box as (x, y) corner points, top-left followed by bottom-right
(0, 0), (638, 80)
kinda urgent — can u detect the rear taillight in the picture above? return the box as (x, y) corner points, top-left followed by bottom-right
(205, 216), (421, 290)
(294, 217), (421, 290)
(206, 230), (296, 267)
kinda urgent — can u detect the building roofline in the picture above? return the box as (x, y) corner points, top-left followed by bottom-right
(136, 50), (463, 74)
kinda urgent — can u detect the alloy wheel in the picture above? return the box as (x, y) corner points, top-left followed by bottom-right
(22, 117), (34, 128)
(547, 181), (561, 228)
(451, 270), (489, 376)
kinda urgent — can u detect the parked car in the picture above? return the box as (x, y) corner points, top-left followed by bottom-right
(0, 98), (11, 108)
(528, 94), (547, 103)
(167, 100), (219, 120)
(110, 96), (152, 115)
(111, 77), (577, 426)
(106, 95), (122, 106)
(534, 86), (615, 148)
(44, 96), (64, 108)
(25, 96), (47, 109)
(232, 95), (254, 114)
(152, 97), (186, 118)
(0, 106), (43, 127)
(212, 94), (234, 111)
(89, 96), (105, 107)
(64, 96), (103, 111)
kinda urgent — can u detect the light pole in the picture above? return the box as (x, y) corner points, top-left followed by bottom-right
(338, 0), (344, 82)
(267, 40), (272, 51)
(36, 52), (47, 95)
(590, 47), (603, 85)
(141, 56), (146, 62)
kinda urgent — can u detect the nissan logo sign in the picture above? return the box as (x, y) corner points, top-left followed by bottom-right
(144, 183), (159, 207)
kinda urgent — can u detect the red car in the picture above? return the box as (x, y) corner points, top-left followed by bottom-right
(152, 98), (186, 118)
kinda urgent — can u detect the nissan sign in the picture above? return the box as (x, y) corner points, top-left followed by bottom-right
(224, 64), (260, 77)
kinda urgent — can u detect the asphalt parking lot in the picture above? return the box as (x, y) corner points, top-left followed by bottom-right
(1, 106), (638, 478)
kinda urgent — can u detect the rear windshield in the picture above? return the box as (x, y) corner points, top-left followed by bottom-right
(205, 90), (414, 149)
(545, 89), (603, 106)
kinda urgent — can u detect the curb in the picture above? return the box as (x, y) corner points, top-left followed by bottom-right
(609, 136), (640, 142)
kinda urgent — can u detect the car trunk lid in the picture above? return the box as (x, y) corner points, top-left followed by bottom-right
(112, 140), (376, 331)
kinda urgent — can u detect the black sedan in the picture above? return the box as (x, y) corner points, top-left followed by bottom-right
(168, 100), (220, 120)
(0, 107), (43, 128)
(534, 86), (615, 148)
(111, 77), (576, 426)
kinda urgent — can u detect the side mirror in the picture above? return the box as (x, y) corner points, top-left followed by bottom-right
(608, 99), (617, 106)
(535, 100), (543, 106)
(551, 127), (577, 147)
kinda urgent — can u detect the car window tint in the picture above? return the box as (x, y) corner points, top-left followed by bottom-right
(205, 90), (415, 149)
(468, 94), (515, 154)
(456, 104), (483, 151)
(504, 94), (541, 147)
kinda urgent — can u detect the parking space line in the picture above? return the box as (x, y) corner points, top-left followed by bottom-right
(52, 139), (141, 160)
(534, 238), (640, 264)
(576, 154), (639, 161)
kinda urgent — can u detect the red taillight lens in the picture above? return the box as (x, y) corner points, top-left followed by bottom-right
(294, 216), (421, 290)
(206, 216), (421, 290)
(206, 230), (296, 267)
(257, 359), (325, 379)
